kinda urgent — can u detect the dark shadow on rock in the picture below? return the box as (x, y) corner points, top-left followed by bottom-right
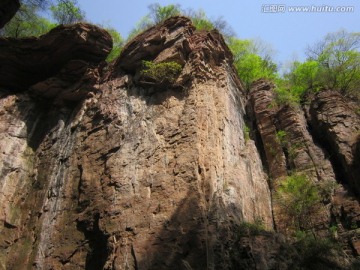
(0, 0), (20, 29)
(0, 23), (111, 91)
(137, 192), (208, 270)
(134, 189), (286, 270)
(13, 95), (79, 151)
(77, 213), (110, 270)
(307, 92), (360, 197)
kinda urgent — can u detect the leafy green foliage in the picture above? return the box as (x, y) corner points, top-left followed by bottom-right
(319, 48), (360, 95)
(276, 174), (320, 230)
(141, 61), (182, 84)
(228, 38), (254, 61)
(228, 38), (278, 91)
(281, 30), (360, 101)
(127, 4), (234, 42)
(50, 0), (84, 24)
(276, 130), (287, 147)
(236, 54), (276, 90)
(1, 0), (85, 38)
(0, 4), (56, 37)
(188, 10), (214, 31)
(243, 124), (250, 142)
(105, 27), (124, 62)
(286, 60), (321, 95)
(273, 78), (301, 107)
(148, 3), (181, 24)
(275, 60), (321, 107)
(329, 225), (338, 236)
(276, 30), (360, 106)
(237, 218), (266, 236)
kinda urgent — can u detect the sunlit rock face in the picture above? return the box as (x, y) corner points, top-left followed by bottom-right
(249, 79), (360, 266)
(1, 13), (360, 270)
(0, 17), (273, 269)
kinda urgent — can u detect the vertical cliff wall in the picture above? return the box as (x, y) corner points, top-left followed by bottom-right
(0, 17), (273, 269)
(1, 9), (360, 269)
(249, 79), (360, 263)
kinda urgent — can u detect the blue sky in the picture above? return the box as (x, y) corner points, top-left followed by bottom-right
(77, 0), (360, 67)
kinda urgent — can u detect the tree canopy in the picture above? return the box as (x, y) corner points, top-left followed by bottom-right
(0, 4), (55, 38)
(128, 3), (234, 41)
(50, 0), (84, 24)
(309, 30), (360, 95)
(276, 29), (360, 105)
(105, 27), (124, 62)
(1, 0), (84, 38)
(276, 174), (320, 230)
(228, 37), (278, 91)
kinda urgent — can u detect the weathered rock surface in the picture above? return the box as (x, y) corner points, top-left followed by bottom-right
(0, 23), (112, 91)
(0, 0), (20, 29)
(249, 79), (360, 263)
(309, 90), (360, 195)
(0, 17), (273, 269)
(248, 79), (287, 180)
(0, 11), (360, 269)
(116, 16), (194, 72)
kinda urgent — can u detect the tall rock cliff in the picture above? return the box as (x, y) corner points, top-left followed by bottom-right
(0, 16), (273, 269)
(0, 11), (359, 270)
(249, 80), (360, 263)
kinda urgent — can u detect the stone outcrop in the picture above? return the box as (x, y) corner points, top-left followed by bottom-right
(0, 0), (20, 29)
(0, 12), (360, 270)
(0, 17), (273, 269)
(248, 79), (287, 180)
(0, 23), (112, 92)
(249, 79), (360, 263)
(308, 90), (360, 195)
(116, 17), (194, 72)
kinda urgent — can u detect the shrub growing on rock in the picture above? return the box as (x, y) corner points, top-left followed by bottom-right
(276, 174), (320, 230)
(141, 60), (182, 84)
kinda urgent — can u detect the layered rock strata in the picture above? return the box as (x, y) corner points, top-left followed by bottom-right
(0, 17), (273, 269)
(249, 79), (360, 262)
(1, 7), (360, 268)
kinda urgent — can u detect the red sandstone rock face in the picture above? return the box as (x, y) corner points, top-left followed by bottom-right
(0, 17), (272, 269)
(0, 0), (20, 29)
(309, 90), (360, 195)
(116, 16), (195, 72)
(1, 12), (360, 269)
(248, 79), (287, 180)
(249, 79), (360, 263)
(0, 23), (112, 92)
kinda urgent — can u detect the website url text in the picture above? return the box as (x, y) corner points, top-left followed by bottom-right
(261, 5), (355, 13)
